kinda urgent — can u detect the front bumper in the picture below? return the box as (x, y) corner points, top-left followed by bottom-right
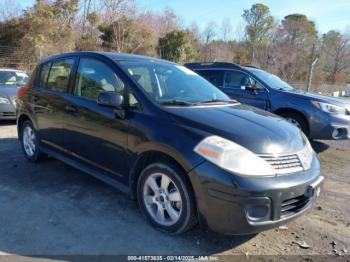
(0, 103), (16, 119)
(188, 154), (322, 235)
(309, 111), (350, 140)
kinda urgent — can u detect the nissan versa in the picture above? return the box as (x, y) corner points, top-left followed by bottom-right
(185, 62), (350, 140)
(16, 52), (323, 235)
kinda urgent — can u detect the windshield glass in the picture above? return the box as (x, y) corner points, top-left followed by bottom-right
(246, 68), (294, 91)
(117, 60), (231, 105)
(0, 71), (29, 86)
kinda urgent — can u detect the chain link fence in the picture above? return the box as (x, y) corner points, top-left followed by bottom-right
(291, 82), (349, 96)
(0, 45), (38, 73)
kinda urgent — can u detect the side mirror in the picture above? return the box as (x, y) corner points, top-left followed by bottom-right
(245, 83), (259, 94)
(97, 91), (123, 109)
(97, 91), (125, 119)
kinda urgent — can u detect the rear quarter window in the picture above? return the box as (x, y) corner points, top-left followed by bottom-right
(46, 59), (75, 93)
(38, 62), (52, 89)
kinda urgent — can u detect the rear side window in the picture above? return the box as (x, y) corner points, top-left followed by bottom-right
(39, 62), (51, 88)
(75, 58), (125, 101)
(197, 70), (224, 88)
(47, 59), (75, 92)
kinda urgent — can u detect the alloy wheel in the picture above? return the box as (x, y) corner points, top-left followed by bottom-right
(143, 172), (182, 226)
(286, 117), (301, 129)
(23, 125), (36, 157)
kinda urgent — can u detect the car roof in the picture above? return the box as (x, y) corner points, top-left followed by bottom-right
(40, 51), (173, 64)
(0, 68), (27, 74)
(185, 62), (244, 70)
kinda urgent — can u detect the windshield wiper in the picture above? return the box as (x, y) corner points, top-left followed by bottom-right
(160, 100), (195, 106)
(197, 99), (237, 105)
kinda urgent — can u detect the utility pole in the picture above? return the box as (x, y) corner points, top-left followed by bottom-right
(306, 43), (318, 92)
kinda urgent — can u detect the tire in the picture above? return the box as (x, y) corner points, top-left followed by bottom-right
(280, 112), (309, 137)
(20, 120), (45, 162)
(137, 162), (197, 234)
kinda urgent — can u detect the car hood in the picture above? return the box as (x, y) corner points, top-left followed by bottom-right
(0, 85), (20, 99)
(165, 103), (305, 155)
(284, 90), (350, 109)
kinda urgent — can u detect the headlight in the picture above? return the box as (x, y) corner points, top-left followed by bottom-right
(312, 101), (347, 115)
(194, 136), (275, 176)
(298, 134), (314, 170)
(0, 97), (10, 104)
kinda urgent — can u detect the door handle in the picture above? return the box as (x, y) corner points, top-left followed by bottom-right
(65, 105), (77, 114)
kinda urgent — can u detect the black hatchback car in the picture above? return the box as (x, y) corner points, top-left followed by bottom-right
(185, 62), (350, 140)
(17, 52), (323, 235)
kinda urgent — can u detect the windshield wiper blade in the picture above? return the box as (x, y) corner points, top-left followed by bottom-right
(197, 99), (237, 105)
(160, 100), (195, 106)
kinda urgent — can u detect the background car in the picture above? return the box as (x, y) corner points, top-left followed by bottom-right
(0, 68), (29, 120)
(185, 62), (350, 140)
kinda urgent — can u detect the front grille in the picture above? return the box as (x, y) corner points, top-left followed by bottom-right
(280, 194), (310, 218)
(260, 154), (303, 174)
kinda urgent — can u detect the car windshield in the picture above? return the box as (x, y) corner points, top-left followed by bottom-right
(246, 68), (294, 91)
(0, 71), (29, 86)
(117, 60), (232, 105)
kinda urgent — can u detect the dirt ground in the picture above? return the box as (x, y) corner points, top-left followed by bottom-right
(0, 120), (349, 260)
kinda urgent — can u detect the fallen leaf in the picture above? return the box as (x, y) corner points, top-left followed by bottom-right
(292, 241), (311, 249)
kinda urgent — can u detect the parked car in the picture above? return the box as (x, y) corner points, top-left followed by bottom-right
(16, 52), (322, 235)
(0, 69), (29, 120)
(185, 62), (350, 140)
(346, 84), (350, 97)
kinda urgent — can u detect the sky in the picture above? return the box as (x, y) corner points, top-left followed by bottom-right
(18, 0), (350, 35)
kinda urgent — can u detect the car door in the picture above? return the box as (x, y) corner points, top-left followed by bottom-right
(33, 58), (76, 151)
(63, 57), (130, 180)
(224, 70), (269, 110)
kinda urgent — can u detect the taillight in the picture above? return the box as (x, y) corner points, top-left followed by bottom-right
(17, 86), (29, 98)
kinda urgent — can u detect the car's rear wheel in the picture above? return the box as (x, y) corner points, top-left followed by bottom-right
(280, 112), (309, 137)
(20, 120), (44, 162)
(137, 162), (197, 234)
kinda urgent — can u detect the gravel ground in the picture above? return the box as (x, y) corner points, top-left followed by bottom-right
(0, 120), (349, 260)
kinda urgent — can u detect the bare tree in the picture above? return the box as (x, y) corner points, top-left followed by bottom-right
(220, 18), (232, 42)
(81, 0), (94, 35)
(202, 21), (218, 61)
(321, 29), (350, 83)
(234, 19), (246, 42)
(0, 0), (21, 20)
(203, 21), (217, 44)
(101, 0), (135, 22)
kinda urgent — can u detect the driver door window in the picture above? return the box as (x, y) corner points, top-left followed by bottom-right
(225, 71), (262, 90)
(224, 71), (248, 89)
(75, 58), (125, 100)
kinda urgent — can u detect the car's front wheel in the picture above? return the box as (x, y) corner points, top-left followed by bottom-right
(280, 112), (309, 137)
(137, 162), (197, 234)
(20, 120), (45, 162)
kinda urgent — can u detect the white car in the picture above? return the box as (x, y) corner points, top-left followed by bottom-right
(346, 84), (350, 97)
